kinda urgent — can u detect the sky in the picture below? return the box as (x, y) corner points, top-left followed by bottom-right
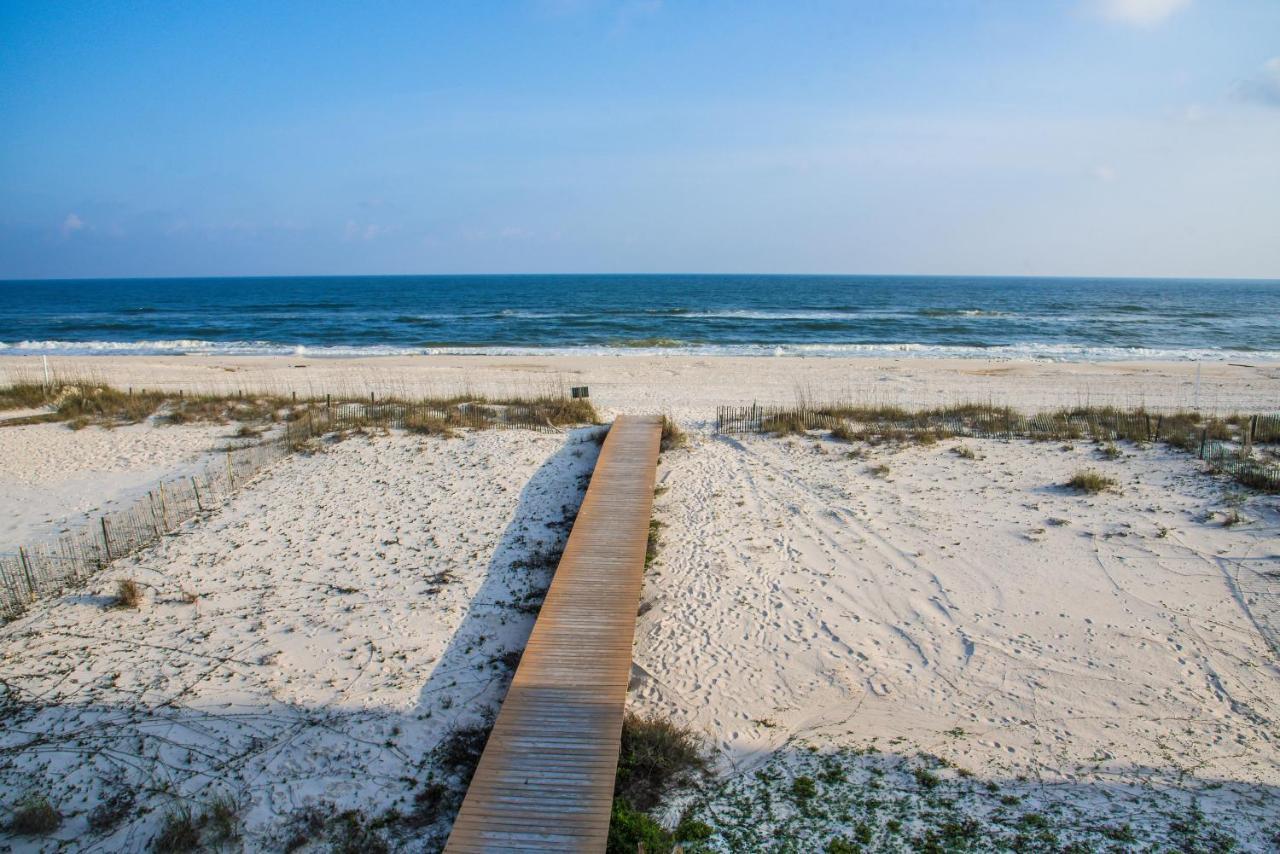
(1, 0), (1278, 279)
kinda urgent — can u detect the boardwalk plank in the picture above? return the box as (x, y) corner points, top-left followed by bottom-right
(443, 414), (662, 854)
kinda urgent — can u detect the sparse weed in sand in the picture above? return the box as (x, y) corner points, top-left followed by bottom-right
(829, 422), (858, 442)
(402, 411), (460, 439)
(868, 463), (891, 478)
(114, 578), (142, 608)
(1065, 470), (1116, 494)
(659, 415), (688, 451)
(646, 519), (664, 566)
(152, 796), (241, 853)
(673, 747), (1255, 852)
(614, 713), (708, 811)
(607, 713), (709, 853)
(952, 444), (977, 459)
(6, 793), (61, 836)
(87, 788), (136, 833)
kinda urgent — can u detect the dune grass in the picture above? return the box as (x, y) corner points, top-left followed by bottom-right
(1065, 470), (1116, 494)
(659, 415), (688, 451)
(0, 378), (600, 434)
(6, 793), (61, 836)
(0, 382), (52, 411)
(732, 400), (1279, 492)
(607, 713), (710, 854)
(114, 578), (142, 608)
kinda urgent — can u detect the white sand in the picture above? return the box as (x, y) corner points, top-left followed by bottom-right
(0, 427), (601, 851)
(1, 354), (1277, 849)
(0, 419), (229, 547)
(635, 431), (1279, 846)
(3, 353), (1278, 420)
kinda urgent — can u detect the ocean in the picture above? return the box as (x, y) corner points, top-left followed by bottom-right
(1, 275), (1278, 361)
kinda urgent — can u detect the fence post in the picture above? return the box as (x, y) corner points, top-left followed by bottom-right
(158, 483), (169, 530)
(1154, 415), (1162, 442)
(1198, 428), (1207, 460)
(191, 476), (203, 512)
(226, 452), (235, 490)
(147, 492), (162, 537)
(18, 547), (37, 601)
(100, 517), (113, 563)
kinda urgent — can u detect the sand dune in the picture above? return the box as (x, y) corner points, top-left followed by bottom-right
(0, 427), (601, 851)
(0, 419), (228, 547)
(634, 430), (1279, 847)
(0, 356), (1276, 850)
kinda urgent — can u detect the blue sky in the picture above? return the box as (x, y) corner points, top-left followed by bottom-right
(1, 0), (1278, 279)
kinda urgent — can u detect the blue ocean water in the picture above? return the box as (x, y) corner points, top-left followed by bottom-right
(1, 275), (1278, 361)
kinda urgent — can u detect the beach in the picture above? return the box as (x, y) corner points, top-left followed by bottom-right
(1, 353), (1278, 850)
(4, 353), (1279, 418)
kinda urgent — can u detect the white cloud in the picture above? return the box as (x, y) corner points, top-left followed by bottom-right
(1179, 103), (1207, 124)
(343, 220), (385, 241)
(60, 213), (84, 236)
(1094, 0), (1191, 26)
(1235, 57), (1280, 108)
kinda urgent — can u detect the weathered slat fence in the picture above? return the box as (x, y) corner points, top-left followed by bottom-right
(0, 438), (289, 621)
(716, 405), (1280, 491)
(284, 398), (565, 439)
(1201, 440), (1280, 492)
(0, 398), (576, 622)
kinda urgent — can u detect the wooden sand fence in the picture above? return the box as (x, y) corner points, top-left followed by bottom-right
(0, 438), (289, 621)
(281, 396), (566, 439)
(0, 398), (576, 621)
(716, 404), (1280, 491)
(717, 404), (1163, 440)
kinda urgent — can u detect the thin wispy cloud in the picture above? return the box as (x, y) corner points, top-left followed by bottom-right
(1234, 57), (1280, 108)
(60, 213), (84, 237)
(1093, 0), (1191, 27)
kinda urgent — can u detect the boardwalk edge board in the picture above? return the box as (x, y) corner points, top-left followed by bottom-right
(444, 414), (663, 854)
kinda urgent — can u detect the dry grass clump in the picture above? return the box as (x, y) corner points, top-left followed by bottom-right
(162, 394), (290, 426)
(115, 578), (142, 608)
(614, 713), (708, 812)
(0, 382), (52, 411)
(152, 796), (241, 853)
(517, 395), (599, 426)
(402, 411), (460, 438)
(829, 422), (858, 442)
(868, 463), (891, 478)
(57, 386), (168, 429)
(0, 381), (599, 435)
(952, 444), (977, 460)
(7, 793), (62, 836)
(646, 519), (664, 567)
(762, 412), (810, 437)
(607, 714), (710, 854)
(1065, 470), (1116, 494)
(659, 415), (687, 451)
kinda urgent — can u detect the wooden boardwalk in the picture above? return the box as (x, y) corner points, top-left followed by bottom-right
(444, 414), (663, 853)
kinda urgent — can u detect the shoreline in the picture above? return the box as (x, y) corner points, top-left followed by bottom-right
(4, 354), (1278, 416)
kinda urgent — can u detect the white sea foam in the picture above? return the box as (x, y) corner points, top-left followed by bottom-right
(3, 338), (1278, 362)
